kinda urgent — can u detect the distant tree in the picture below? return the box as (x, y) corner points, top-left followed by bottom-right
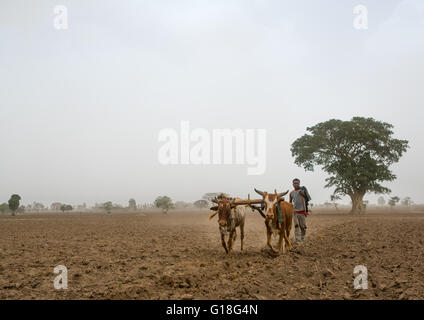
(32, 202), (45, 212)
(76, 203), (87, 211)
(103, 201), (113, 214)
(363, 200), (369, 210)
(60, 204), (73, 213)
(138, 203), (154, 210)
(51, 202), (63, 211)
(113, 203), (123, 210)
(377, 196), (386, 206)
(291, 117), (409, 214)
(128, 198), (137, 211)
(154, 196), (174, 214)
(202, 193), (222, 205)
(8, 194), (21, 216)
(0, 203), (9, 214)
(401, 197), (413, 206)
(323, 201), (332, 208)
(388, 196), (400, 208)
(194, 200), (209, 209)
(330, 194), (341, 211)
(174, 201), (193, 209)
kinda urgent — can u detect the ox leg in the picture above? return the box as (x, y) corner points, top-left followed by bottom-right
(240, 224), (245, 252)
(285, 217), (293, 250)
(231, 231), (237, 253)
(227, 231), (234, 257)
(221, 233), (228, 254)
(278, 231), (285, 253)
(266, 222), (278, 253)
(285, 228), (293, 250)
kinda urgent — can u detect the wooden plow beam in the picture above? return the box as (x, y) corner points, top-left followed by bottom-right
(209, 194), (266, 219)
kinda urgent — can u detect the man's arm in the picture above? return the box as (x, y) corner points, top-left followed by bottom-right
(289, 192), (293, 203)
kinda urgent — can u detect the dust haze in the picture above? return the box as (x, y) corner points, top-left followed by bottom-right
(1, 0), (423, 207)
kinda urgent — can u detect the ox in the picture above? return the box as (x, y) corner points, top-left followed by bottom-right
(254, 189), (294, 253)
(209, 198), (246, 256)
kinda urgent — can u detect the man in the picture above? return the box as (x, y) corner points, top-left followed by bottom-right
(289, 178), (311, 243)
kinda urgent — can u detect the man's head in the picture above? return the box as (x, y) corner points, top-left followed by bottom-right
(293, 178), (300, 190)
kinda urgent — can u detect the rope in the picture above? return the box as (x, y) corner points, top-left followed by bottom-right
(276, 202), (283, 224)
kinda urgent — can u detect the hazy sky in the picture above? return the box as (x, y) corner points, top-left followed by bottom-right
(1, 0), (423, 206)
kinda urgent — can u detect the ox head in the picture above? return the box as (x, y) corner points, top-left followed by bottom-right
(209, 198), (234, 233)
(254, 188), (288, 219)
(217, 199), (232, 229)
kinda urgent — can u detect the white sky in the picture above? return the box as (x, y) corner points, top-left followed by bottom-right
(1, 0), (423, 206)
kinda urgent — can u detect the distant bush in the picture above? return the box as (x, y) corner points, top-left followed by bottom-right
(60, 204), (73, 213)
(154, 196), (174, 214)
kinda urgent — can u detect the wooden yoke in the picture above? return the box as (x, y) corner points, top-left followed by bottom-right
(210, 195), (262, 209)
(209, 194), (266, 219)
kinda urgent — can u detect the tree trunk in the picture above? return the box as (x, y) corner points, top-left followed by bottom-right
(349, 193), (365, 214)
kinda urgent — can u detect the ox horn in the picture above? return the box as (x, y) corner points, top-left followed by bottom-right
(254, 188), (265, 196)
(211, 198), (218, 204)
(277, 190), (289, 198)
(208, 211), (219, 221)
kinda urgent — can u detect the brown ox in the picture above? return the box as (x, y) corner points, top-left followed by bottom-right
(254, 189), (294, 253)
(209, 198), (246, 256)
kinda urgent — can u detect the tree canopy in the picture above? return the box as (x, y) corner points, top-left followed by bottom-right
(8, 194), (21, 216)
(202, 193), (222, 205)
(128, 198), (137, 211)
(194, 199), (209, 209)
(60, 204), (73, 213)
(103, 201), (113, 214)
(291, 117), (409, 214)
(401, 197), (413, 206)
(154, 196), (174, 214)
(388, 196), (400, 207)
(0, 203), (9, 214)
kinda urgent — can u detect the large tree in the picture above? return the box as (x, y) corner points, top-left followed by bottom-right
(8, 194), (21, 216)
(291, 117), (409, 214)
